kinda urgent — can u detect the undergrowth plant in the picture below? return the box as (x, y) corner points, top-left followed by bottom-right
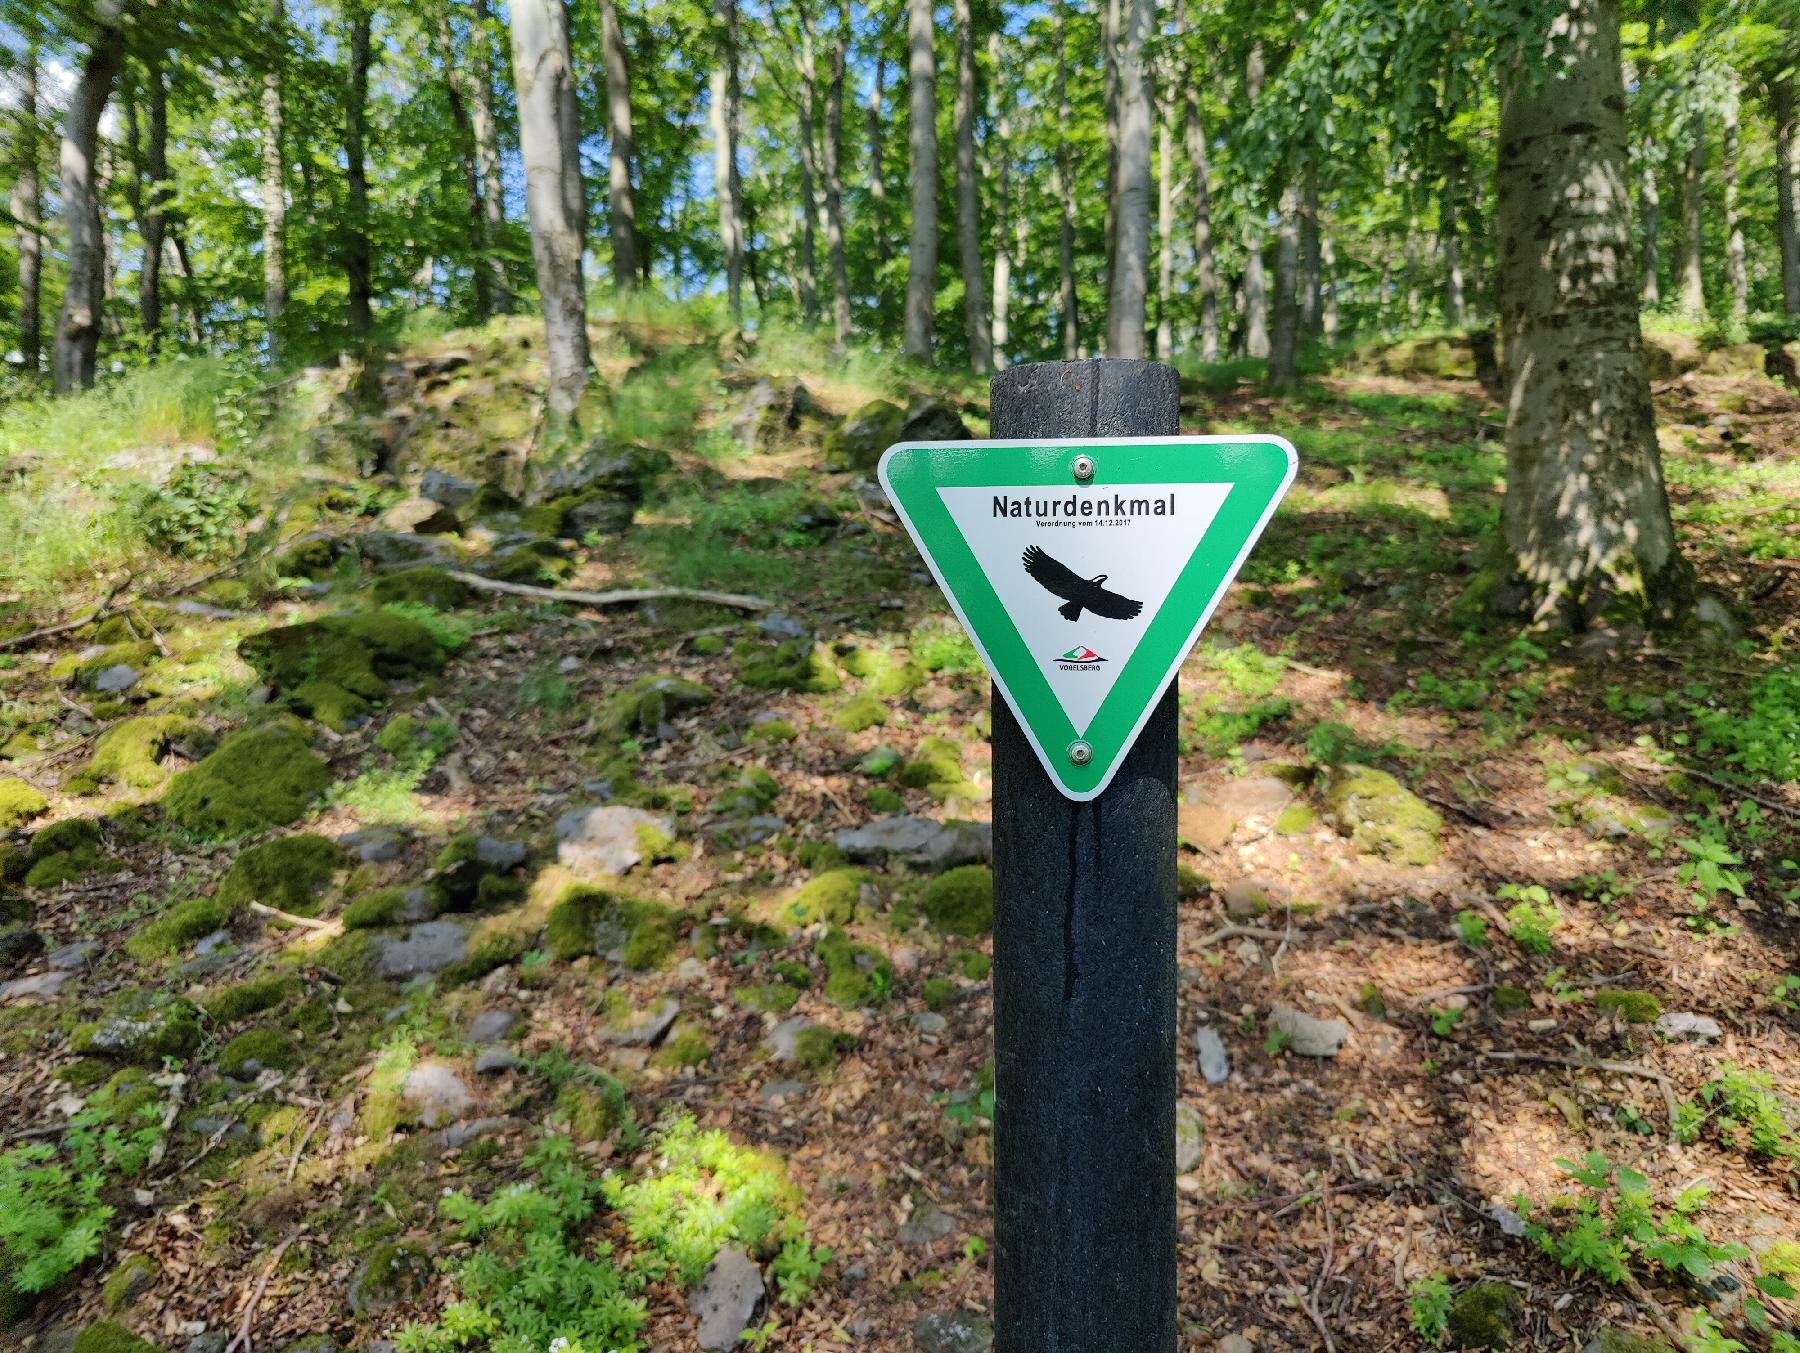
(1499, 884), (1559, 956)
(1406, 1273), (1453, 1346)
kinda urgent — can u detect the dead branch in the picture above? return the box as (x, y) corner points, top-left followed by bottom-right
(224, 1235), (295, 1353)
(1195, 922), (1289, 947)
(248, 900), (341, 933)
(1481, 1051), (1680, 1136)
(446, 570), (773, 613)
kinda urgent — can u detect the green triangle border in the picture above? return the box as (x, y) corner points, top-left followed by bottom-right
(878, 435), (1298, 801)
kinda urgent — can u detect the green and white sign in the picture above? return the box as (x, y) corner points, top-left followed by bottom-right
(878, 436), (1297, 801)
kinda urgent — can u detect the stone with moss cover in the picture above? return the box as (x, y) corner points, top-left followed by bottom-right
(370, 566), (470, 609)
(832, 695), (888, 733)
(0, 778), (48, 829)
(1594, 989), (1663, 1024)
(64, 715), (202, 795)
(924, 865), (993, 937)
(817, 926), (893, 1008)
(1321, 766), (1443, 866)
(71, 1321), (162, 1353)
(22, 817), (109, 888)
(238, 612), (447, 731)
(781, 868), (866, 927)
(100, 1255), (159, 1313)
(544, 885), (679, 968)
(557, 1075), (629, 1142)
(216, 834), (344, 917)
(599, 675), (714, 738)
(1445, 1280), (1521, 1349)
(650, 1019), (713, 1069)
(1582, 1332), (1674, 1353)
(125, 896), (231, 960)
(73, 989), (201, 1063)
(218, 1028), (300, 1077)
(346, 1242), (432, 1314)
(733, 638), (841, 693)
(201, 973), (297, 1024)
(163, 720), (329, 837)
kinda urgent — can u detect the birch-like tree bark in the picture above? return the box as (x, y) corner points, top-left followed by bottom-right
(902, 0), (937, 360)
(436, 5), (494, 318)
(509, 0), (592, 424)
(952, 0), (991, 373)
(11, 36), (43, 376)
(54, 0), (128, 392)
(1054, 0), (1078, 358)
(600, 0), (642, 287)
(1722, 77), (1746, 322)
(136, 52), (169, 347)
(1678, 106), (1706, 316)
(262, 0), (289, 359)
(469, 0), (513, 312)
(1494, 0), (1689, 630)
(1155, 82), (1174, 359)
(794, 0), (821, 326)
(1441, 152), (1464, 327)
(345, 0), (374, 337)
(1300, 171), (1321, 340)
(1320, 230), (1338, 346)
(1639, 152), (1660, 305)
(988, 30), (1010, 370)
(1241, 43), (1268, 359)
(1777, 69), (1800, 315)
(710, 0), (746, 320)
(1266, 180), (1301, 387)
(865, 15), (890, 272)
(1105, 0), (1151, 357)
(821, 0), (851, 346)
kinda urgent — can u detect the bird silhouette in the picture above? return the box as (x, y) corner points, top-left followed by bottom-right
(1022, 546), (1144, 622)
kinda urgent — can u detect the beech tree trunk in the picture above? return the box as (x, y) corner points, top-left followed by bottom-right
(1054, 0), (1078, 359)
(989, 31), (1010, 370)
(599, 0), (641, 288)
(11, 39), (43, 376)
(262, 0), (289, 359)
(794, 2), (821, 325)
(1242, 44), (1268, 359)
(1101, 0), (1119, 307)
(1722, 81), (1746, 322)
(952, 0), (991, 372)
(866, 27), (890, 272)
(1300, 171), (1321, 340)
(1638, 154), (1660, 306)
(1494, 0), (1689, 631)
(710, 0), (745, 320)
(821, 0), (851, 346)
(1182, 24), (1218, 363)
(1678, 107), (1705, 316)
(509, 0), (592, 424)
(345, 1), (374, 337)
(54, 0), (128, 392)
(1266, 180), (1301, 387)
(1155, 85), (1174, 360)
(469, 0), (513, 313)
(437, 5), (494, 318)
(1441, 152), (1464, 327)
(135, 53), (170, 347)
(902, 0), (937, 360)
(1106, 0), (1151, 358)
(1321, 231), (1338, 346)
(1778, 72), (1800, 315)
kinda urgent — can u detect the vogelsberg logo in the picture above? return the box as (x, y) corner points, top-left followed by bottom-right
(1052, 644), (1107, 671)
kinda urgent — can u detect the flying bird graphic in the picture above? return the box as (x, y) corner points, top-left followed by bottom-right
(1022, 546), (1144, 623)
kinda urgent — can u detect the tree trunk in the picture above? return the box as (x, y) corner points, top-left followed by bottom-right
(469, 0), (513, 312)
(133, 53), (169, 348)
(1678, 107), (1705, 316)
(794, 0), (821, 325)
(599, 0), (641, 288)
(1300, 170), (1321, 340)
(1403, 214), (1420, 326)
(902, 0), (937, 360)
(1494, 0), (1689, 631)
(710, 0), (745, 320)
(988, 30), (1010, 371)
(1778, 71), (1800, 316)
(170, 228), (204, 346)
(952, 0), (990, 372)
(1638, 153), (1660, 306)
(11, 38), (42, 376)
(345, 0), (374, 337)
(1441, 151), (1464, 327)
(54, 0), (127, 392)
(1155, 84), (1174, 359)
(1241, 44), (1268, 359)
(1054, 0), (1078, 359)
(1321, 230), (1338, 346)
(1106, 0), (1151, 358)
(1101, 0), (1119, 309)
(509, 0), (592, 424)
(866, 23), (890, 272)
(262, 0), (289, 359)
(1267, 180), (1301, 387)
(1182, 21), (1218, 362)
(437, 4), (494, 319)
(1722, 79), (1746, 323)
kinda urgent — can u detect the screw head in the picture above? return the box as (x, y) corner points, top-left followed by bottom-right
(1067, 740), (1093, 767)
(1072, 454), (1096, 482)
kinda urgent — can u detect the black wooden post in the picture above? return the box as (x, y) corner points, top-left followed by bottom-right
(988, 359), (1180, 1353)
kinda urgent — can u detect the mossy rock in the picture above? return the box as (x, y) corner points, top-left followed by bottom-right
(22, 818), (110, 888)
(828, 398), (906, 472)
(649, 1019), (712, 1070)
(923, 865), (993, 937)
(274, 537), (339, 580)
(1493, 984), (1531, 1012)
(898, 757), (961, 790)
(1593, 989), (1663, 1024)
(832, 696), (888, 734)
(733, 639), (841, 694)
(238, 613), (447, 731)
(72, 1321), (162, 1353)
(1274, 803), (1316, 835)
(950, 949), (990, 980)
(1321, 766), (1442, 866)
(89, 1069), (162, 1127)
(780, 868), (866, 927)
(125, 896), (232, 961)
(1446, 1280), (1522, 1350)
(0, 777), (48, 829)
(735, 983), (802, 1014)
(556, 1075), (629, 1143)
(746, 719), (797, 743)
(544, 885), (679, 968)
(100, 1254), (160, 1313)
(923, 976), (959, 1012)
(817, 926), (893, 1008)
(216, 834), (345, 918)
(66, 641), (158, 690)
(1177, 864), (1208, 901)
(793, 1023), (841, 1069)
(599, 676), (714, 738)
(201, 973), (298, 1024)
(864, 786), (905, 814)
(430, 833), (525, 909)
(218, 1028), (300, 1077)
(369, 567), (470, 610)
(64, 715), (202, 795)
(72, 989), (202, 1063)
(346, 1242), (432, 1314)
(1583, 1331), (1675, 1353)
(163, 720), (330, 838)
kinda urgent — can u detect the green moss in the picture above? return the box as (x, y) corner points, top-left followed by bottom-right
(650, 1020), (712, 1070)
(599, 675), (714, 737)
(950, 950), (990, 980)
(476, 874), (526, 909)
(543, 885), (678, 968)
(557, 1076), (628, 1143)
(275, 538), (338, 580)
(1444, 1280), (1521, 1350)
(0, 1277), (31, 1329)
(745, 719), (797, 743)
(218, 1028), (300, 1077)
(67, 641), (158, 690)
(1357, 983), (1387, 1018)
(19, 817), (108, 888)
(1594, 989), (1663, 1024)
(1321, 766), (1443, 866)
(793, 842), (846, 872)
(691, 634), (726, 656)
(65, 715), (202, 796)
(864, 786), (905, 813)
(733, 638), (841, 693)
(370, 567), (470, 609)
(238, 612), (447, 731)
(923, 865), (993, 937)
(735, 983), (801, 1014)
(781, 868), (866, 927)
(216, 834), (344, 918)
(72, 1320), (161, 1353)
(898, 757), (961, 789)
(55, 1059), (113, 1090)
(125, 896), (231, 961)
(89, 1069), (161, 1126)
(200, 973), (297, 1024)
(792, 1024), (839, 1069)
(1493, 984), (1531, 1012)
(923, 976), (959, 1012)
(1582, 1332), (1674, 1353)
(483, 539), (574, 584)
(163, 720), (330, 838)
(1274, 803), (1316, 835)
(817, 926), (893, 1009)
(376, 715), (420, 756)
(342, 886), (408, 929)
(72, 990), (201, 1063)
(0, 777), (48, 829)
(1177, 864), (1208, 901)
(832, 696), (888, 734)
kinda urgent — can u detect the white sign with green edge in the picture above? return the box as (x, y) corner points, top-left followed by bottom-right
(878, 435), (1298, 801)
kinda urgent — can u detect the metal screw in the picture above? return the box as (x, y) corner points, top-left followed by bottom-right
(1067, 740), (1093, 767)
(1072, 454), (1096, 482)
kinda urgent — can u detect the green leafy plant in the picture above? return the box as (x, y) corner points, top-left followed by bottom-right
(770, 1236), (833, 1306)
(1406, 1273), (1453, 1346)
(1676, 832), (1747, 935)
(128, 461), (255, 560)
(1700, 1066), (1800, 1164)
(1499, 884), (1559, 956)
(1453, 910), (1488, 947)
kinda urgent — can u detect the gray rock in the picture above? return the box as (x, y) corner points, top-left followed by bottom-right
(764, 1016), (825, 1064)
(429, 1116), (521, 1150)
(835, 400), (905, 472)
(599, 997), (681, 1047)
(346, 1245), (432, 1314)
(1656, 1011), (1723, 1043)
(173, 600), (239, 620)
(757, 612), (810, 641)
(1223, 877), (1284, 920)
(1215, 1337), (1255, 1353)
(185, 1334), (229, 1353)
(357, 531), (461, 570)
(474, 835), (527, 870)
(91, 664), (140, 694)
(419, 468), (480, 509)
(175, 930), (238, 977)
(78, 988), (201, 1062)
(729, 378), (816, 450)
(1195, 1027), (1230, 1085)
(759, 1079), (808, 1105)
(338, 826), (408, 863)
(467, 1008), (517, 1043)
(380, 497), (461, 535)
(555, 805), (675, 878)
(374, 920), (469, 979)
(897, 1201), (959, 1247)
(913, 1310), (995, 1353)
(401, 1062), (476, 1128)
(1268, 1004), (1349, 1058)
(898, 398), (972, 445)
(562, 492), (636, 540)
(0, 970), (73, 1001)
(915, 1012), (948, 1035)
(833, 816), (992, 869)
(1176, 1103), (1204, 1173)
(472, 1048), (520, 1075)
(690, 1246), (765, 1352)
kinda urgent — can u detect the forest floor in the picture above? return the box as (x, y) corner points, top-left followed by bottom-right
(0, 310), (1797, 1353)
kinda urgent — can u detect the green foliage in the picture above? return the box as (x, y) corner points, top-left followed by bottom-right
(128, 462), (255, 561)
(912, 626), (981, 676)
(1454, 910), (1488, 947)
(1690, 670), (1800, 783)
(1407, 1273), (1453, 1346)
(1700, 1066), (1800, 1163)
(1184, 644), (1292, 756)
(1675, 831), (1748, 935)
(1499, 885), (1559, 956)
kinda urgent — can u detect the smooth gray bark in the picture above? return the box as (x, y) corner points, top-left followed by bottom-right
(710, 0), (745, 320)
(866, 24), (890, 271)
(1495, 0), (1688, 630)
(1106, 0), (1151, 358)
(1320, 230), (1337, 346)
(989, 31), (1010, 370)
(1242, 44), (1268, 360)
(1300, 171), (1321, 340)
(509, 0), (592, 423)
(952, 0), (991, 372)
(1678, 106), (1705, 316)
(1155, 84), (1173, 359)
(1638, 152), (1660, 306)
(345, 1), (374, 337)
(1054, 0), (1078, 358)
(902, 0), (937, 359)
(1441, 153), (1464, 327)
(822, 0), (852, 347)
(1181, 24), (1218, 362)
(599, 0), (641, 287)
(11, 39), (42, 376)
(1722, 79), (1746, 322)
(262, 0), (288, 359)
(136, 53), (169, 347)
(1778, 72), (1800, 315)
(54, 0), (128, 392)
(1266, 180), (1300, 387)
(469, 0), (513, 312)
(794, 1), (821, 325)
(437, 4), (494, 318)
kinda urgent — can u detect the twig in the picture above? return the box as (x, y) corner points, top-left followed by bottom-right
(0, 573), (134, 652)
(224, 1235), (294, 1353)
(1195, 923), (1289, 947)
(248, 900), (340, 933)
(1620, 1269), (1687, 1347)
(446, 570), (773, 613)
(1481, 1051), (1680, 1136)
(1606, 753), (1797, 817)
(284, 1107), (322, 1183)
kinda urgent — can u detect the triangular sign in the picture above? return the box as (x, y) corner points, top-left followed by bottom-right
(879, 435), (1297, 801)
